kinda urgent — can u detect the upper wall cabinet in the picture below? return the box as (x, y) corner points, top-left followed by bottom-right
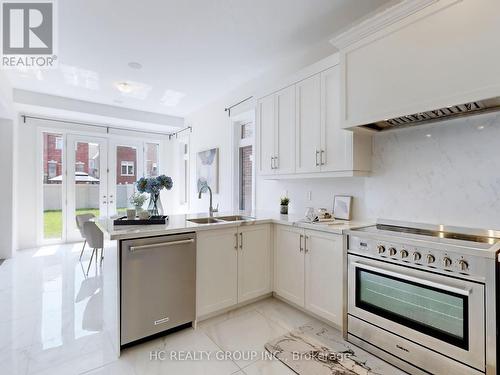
(257, 60), (371, 179)
(257, 86), (296, 176)
(333, 0), (500, 130)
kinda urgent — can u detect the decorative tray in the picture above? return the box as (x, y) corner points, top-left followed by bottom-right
(113, 215), (169, 225)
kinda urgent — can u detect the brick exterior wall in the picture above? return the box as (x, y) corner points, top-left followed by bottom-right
(116, 146), (137, 185)
(240, 145), (252, 210)
(43, 133), (63, 183)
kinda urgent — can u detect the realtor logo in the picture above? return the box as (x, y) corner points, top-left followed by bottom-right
(1, 1), (57, 68)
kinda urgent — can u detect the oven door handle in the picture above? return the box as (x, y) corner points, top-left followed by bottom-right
(352, 262), (471, 296)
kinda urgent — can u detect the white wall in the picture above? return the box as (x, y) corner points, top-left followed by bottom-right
(185, 42), (337, 213)
(0, 71), (15, 259)
(184, 51), (500, 230)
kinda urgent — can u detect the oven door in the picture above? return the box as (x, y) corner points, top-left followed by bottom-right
(348, 254), (485, 371)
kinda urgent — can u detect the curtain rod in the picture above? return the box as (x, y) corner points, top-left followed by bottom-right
(224, 96), (253, 117)
(21, 114), (191, 139)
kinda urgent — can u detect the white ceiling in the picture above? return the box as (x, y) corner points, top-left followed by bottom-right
(5, 0), (391, 118)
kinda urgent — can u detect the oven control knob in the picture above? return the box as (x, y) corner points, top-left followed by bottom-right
(389, 247), (397, 256)
(426, 254), (436, 264)
(458, 259), (469, 272)
(400, 249), (409, 258)
(377, 245), (386, 254)
(442, 257), (452, 267)
(412, 252), (422, 262)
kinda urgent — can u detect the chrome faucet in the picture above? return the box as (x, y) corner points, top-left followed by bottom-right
(198, 184), (217, 217)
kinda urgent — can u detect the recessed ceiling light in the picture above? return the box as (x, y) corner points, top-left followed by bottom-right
(478, 125), (485, 130)
(128, 62), (142, 70)
(160, 89), (186, 107)
(115, 81), (134, 93)
(426, 133), (432, 138)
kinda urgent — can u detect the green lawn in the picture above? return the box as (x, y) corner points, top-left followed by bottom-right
(43, 208), (100, 239)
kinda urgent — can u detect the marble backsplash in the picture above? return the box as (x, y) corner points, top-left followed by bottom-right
(256, 111), (500, 229)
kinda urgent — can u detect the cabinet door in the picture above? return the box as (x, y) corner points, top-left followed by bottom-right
(275, 225), (305, 306)
(257, 94), (275, 175)
(304, 230), (343, 327)
(197, 228), (238, 317)
(295, 75), (321, 173)
(320, 66), (353, 172)
(275, 86), (295, 175)
(238, 224), (272, 303)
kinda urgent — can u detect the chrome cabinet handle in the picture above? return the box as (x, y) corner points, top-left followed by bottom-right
(299, 234), (303, 252)
(304, 235), (309, 253)
(130, 239), (194, 252)
(239, 232), (243, 249)
(274, 155), (279, 169)
(315, 150), (320, 166)
(234, 233), (238, 250)
(320, 150), (325, 165)
(271, 157), (274, 170)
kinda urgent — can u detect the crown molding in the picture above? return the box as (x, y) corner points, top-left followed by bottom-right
(330, 0), (441, 50)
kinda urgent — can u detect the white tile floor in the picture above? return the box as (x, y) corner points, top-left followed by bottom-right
(0, 243), (402, 375)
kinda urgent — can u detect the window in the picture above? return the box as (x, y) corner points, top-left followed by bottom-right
(178, 141), (189, 205)
(75, 161), (85, 172)
(121, 161), (135, 176)
(48, 161), (57, 178)
(55, 137), (63, 150)
(145, 143), (159, 177)
(236, 120), (254, 211)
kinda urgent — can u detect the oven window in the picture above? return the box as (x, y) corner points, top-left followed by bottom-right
(356, 268), (468, 349)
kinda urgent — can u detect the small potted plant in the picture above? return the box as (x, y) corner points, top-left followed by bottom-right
(280, 196), (290, 215)
(129, 192), (148, 212)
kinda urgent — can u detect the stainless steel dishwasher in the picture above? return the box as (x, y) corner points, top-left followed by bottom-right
(120, 232), (196, 346)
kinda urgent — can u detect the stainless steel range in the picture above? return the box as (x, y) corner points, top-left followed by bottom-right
(345, 220), (500, 375)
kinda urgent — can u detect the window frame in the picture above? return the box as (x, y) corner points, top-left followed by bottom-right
(120, 160), (135, 176)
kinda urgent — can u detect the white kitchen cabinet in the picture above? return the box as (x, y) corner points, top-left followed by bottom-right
(257, 94), (275, 175)
(335, 0), (500, 129)
(295, 75), (321, 174)
(238, 225), (272, 303)
(196, 228), (238, 317)
(257, 86), (295, 176)
(320, 67), (352, 172)
(274, 225), (305, 306)
(197, 224), (272, 317)
(274, 225), (344, 327)
(274, 86), (296, 175)
(304, 230), (343, 326)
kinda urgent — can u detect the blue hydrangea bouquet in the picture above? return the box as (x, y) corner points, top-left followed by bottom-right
(136, 175), (173, 216)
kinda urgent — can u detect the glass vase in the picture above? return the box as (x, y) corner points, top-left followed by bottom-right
(148, 192), (164, 217)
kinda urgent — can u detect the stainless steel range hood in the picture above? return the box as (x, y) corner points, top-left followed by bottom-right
(361, 97), (500, 131)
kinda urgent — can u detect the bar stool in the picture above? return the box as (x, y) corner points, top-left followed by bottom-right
(83, 221), (104, 276)
(76, 213), (95, 260)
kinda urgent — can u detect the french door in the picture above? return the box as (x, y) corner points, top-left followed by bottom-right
(107, 139), (144, 217)
(66, 135), (108, 242)
(40, 130), (162, 244)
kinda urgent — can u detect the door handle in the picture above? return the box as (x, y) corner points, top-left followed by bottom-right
(234, 233), (238, 250)
(299, 234), (304, 252)
(239, 232), (243, 249)
(274, 155), (279, 169)
(315, 150), (320, 166)
(320, 150), (325, 165)
(129, 239), (194, 252)
(304, 235), (309, 253)
(271, 157), (274, 170)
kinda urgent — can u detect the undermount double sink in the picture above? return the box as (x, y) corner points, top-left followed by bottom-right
(187, 215), (255, 224)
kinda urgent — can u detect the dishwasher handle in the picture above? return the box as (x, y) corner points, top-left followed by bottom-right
(129, 238), (194, 252)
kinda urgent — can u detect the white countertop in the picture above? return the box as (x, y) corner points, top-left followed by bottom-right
(96, 211), (372, 240)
